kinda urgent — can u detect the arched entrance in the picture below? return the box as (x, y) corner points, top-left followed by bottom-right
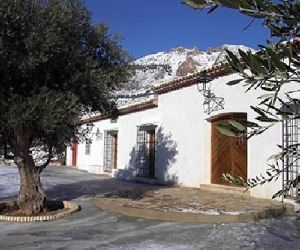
(208, 112), (247, 185)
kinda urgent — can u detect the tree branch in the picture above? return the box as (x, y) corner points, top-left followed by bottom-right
(37, 146), (53, 174)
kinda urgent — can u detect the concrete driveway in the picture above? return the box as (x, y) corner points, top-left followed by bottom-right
(0, 166), (299, 250)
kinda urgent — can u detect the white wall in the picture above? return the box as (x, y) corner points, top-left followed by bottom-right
(205, 74), (283, 199)
(157, 84), (209, 187)
(66, 72), (294, 199)
(67, 108), (161, 179)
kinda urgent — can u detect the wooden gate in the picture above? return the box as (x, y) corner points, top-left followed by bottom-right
(209, 113), (247, 185)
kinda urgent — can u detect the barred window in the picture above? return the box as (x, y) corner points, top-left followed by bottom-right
(103, 130), (118, 173)
(136, 125), (156, 178)
(85, 139), (92, 155)
(282, 116), (300, 199)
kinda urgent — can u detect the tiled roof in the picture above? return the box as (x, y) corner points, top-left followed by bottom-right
(153, 62), (232, 94)
(78, 38), (300, 125)
(79, 98), (158, 125)
(78, 63), (233, 125)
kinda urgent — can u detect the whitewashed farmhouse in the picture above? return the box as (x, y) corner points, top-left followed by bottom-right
(66, 62), (299, 200)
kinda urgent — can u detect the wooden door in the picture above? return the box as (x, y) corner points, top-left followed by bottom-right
(210, 113), (247, 185)
(71, 143), (78, 167)
(148, 130), (156, 178)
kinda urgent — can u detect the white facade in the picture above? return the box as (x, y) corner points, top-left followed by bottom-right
(66, 71), (293, 199)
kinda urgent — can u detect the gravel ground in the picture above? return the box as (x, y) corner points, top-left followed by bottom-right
(0, 166), (299, 250)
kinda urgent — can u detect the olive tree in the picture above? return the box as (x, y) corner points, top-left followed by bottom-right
(0, 0), (130, 215)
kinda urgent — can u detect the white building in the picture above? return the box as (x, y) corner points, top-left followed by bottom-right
(66, 63), (299, 200)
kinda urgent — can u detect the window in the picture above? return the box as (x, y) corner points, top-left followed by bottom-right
(136, 125), (156, 178)
(103, 130), (118, 173)
(85, 139), (92, 155)
(282, 115), (300, 199)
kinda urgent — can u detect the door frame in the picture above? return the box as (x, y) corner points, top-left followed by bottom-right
(207, 112), (248, 185)
(112, 133), (118, 170)
(103, 130), (118, 173)
(136, 124), (157, 178)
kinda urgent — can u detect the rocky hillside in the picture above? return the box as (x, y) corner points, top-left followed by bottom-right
(114, 44), (254, 106)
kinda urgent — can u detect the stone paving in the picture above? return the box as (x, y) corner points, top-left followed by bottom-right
(94, 185), (294, 223)
(100, 186), (286, 213)
(0, 166), (299, 249)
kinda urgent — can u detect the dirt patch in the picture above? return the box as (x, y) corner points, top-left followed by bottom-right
(103, 188), (155, 200)
(95, 187), (295, 223)
(0, 201), (70, 217)
(0, 200), (80, 222)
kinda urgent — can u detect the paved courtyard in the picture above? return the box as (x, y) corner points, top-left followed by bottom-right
(0, 166), (299, 249)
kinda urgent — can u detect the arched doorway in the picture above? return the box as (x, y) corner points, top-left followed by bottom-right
(208, 112), (247, 185)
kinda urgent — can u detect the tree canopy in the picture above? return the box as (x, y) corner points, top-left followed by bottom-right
(0, 0), (130, 150)
(0, 0), (131, 215)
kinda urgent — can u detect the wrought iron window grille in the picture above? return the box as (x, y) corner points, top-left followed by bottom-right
(136, 125), (156, 178)
(85, 139), (92, 155)
(282, 113), (300, 199)
(103, 130), (118, 173)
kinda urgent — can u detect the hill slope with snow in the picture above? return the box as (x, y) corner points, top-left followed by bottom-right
(114, 44), (254, 107)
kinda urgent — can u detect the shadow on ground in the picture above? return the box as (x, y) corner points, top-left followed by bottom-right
(0, 166), (174, 202)
(45, 177), (170, 201)
(113, 126), (179, 185)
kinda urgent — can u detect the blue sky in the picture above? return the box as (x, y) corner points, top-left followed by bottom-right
(84, 0), (269, 59)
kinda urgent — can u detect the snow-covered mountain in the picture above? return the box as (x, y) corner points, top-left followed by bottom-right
(114, 44), (254, 107)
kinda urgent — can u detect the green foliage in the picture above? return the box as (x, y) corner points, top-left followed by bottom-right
(222, 173), (246, 187)
(185, 0), (300, 198)
(3, 89), (79, 148)
(215, 119), (248, 139)
(0, 0), (130, 165)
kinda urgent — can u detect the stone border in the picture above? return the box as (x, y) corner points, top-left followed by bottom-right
(0, 201), (80, 223)
(95, 198), (293, 223)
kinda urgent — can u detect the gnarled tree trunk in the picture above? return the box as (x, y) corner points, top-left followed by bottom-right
(15, 155), (46, 215)
(11, 127), (46, 216)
